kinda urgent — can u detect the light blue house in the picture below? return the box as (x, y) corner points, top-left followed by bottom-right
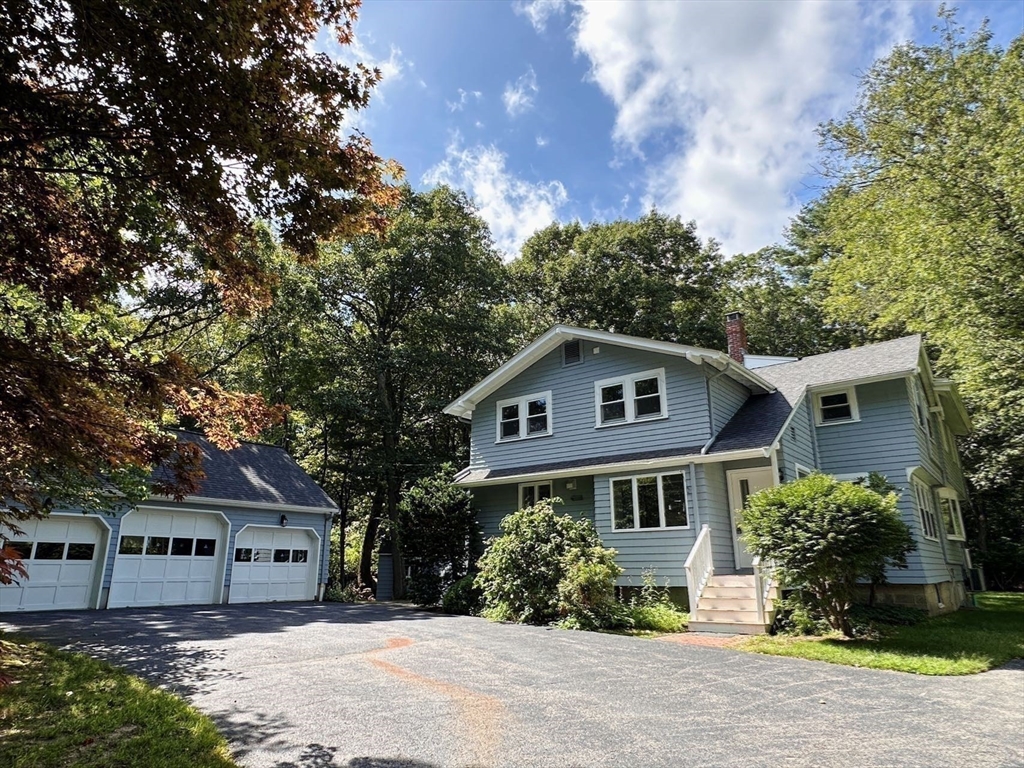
(1, 432), (335, 613)
(445, 315), (974, 632)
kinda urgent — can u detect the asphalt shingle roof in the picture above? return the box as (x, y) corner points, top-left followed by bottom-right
(159, 431), (337, 511)
(708, 335), (922, 453)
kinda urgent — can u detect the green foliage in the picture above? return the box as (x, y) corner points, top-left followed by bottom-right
(742, 474), (916, 637)
(801, 9), (1024, 586)
(0, 635), (237, 767)
(475, 499), (618, 626)
(511, 211), (727, 346)
(400, 464), (482, 607)
(555, 549), (628, 631)
(324, 581), (373, 603)
(441, 575), (484, 616)
(623, 570), (688, 633)
(744, 592), (1023, 675)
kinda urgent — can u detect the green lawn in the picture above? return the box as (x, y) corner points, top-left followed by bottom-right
(739, 592), (1024, 675)
(0, 634), (238, 768)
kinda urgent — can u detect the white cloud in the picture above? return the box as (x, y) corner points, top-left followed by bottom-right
(423, 138), (570, 256)
(536, 135), (549, 147)
(503, 66), (539, 117)
(447, 88), (483, 112)
(514, 0), (570, 32)
(550, 0), (915, 254)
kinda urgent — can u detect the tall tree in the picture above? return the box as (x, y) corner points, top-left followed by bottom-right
(0, 0), (398, 577)
(511, 212), (727, 347)
(807, 8), (1024, 584)
(308, 186), (510, 597)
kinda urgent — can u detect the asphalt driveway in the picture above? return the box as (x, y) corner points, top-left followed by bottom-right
(3, 603), (1023, 768)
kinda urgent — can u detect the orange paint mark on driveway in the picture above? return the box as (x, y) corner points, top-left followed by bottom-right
(365, 637), (503, 766)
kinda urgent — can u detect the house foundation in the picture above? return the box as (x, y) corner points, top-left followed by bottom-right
(856, 580), (968, 615)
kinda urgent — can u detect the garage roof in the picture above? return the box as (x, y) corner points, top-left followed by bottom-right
(160, 432), (338, 513)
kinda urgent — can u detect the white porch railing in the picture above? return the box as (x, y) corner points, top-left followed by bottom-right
(752, 556), (776, 626)
(683, 524), (714, 615)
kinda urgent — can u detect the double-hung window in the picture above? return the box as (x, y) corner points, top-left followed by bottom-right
(814, 387), (859, 425)
(610, 473), (689, 530)
(595, 368), (666, 427)
(519, 482), (552, 509)
(938, 488), (966, 541)
(913, 479), (940, 541)
(496, 391), (552, 442)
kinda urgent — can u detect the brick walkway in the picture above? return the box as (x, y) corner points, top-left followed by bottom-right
(659, 632), (741, 648)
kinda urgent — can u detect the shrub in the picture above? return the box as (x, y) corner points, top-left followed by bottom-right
(400, 465), (483, 607)
(325, 581), (374, 603)
(624, 570), (688, 633)
(442, 575), (484, 616)
(475, 499), (619, 626)
(743, 473), (916, 637)
(556, 548), (628, 630)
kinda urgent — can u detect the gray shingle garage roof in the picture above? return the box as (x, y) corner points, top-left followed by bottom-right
(160, 431), (337, 511)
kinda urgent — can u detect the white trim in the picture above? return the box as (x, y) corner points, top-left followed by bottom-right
(807, 370), (918, 392)
(937, 488), (967, 541)
(767, 390), (807, 452)
(912, 478), (941, 542)
(794, 463), (814, 479)
(454, 447), (768, 487)
(230, 524), (323, 603)
(594, 367), (667, 427)
(495, 390), (553, 443)
(813, 386), (860, 426)
(443, 324), (774, 419)
(608, 471), (691, 532)
(115, 506), (232, 606)
(155, 495), (336, 516)
(517, 480), (554, 509)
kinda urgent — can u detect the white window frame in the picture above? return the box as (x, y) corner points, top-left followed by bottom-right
(518, 481), (553, 509)
(608, 472), (690, 532)
(909, 379), (933, 438)
(813, 386), (860, 426)
(594, 368), (667, 428)
(937, 487), (966, 541)
(794, 463), (814, 479)
(913, 478), (940, 542)
(495, 390), (553, 443)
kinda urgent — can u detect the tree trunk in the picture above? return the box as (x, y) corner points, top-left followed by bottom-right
(359, 489), (384, 593)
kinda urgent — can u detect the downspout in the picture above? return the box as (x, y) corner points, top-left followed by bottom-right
(768, 445), (782, 487)
(320, 511), (332, 601)
(688, 462), (701, 530)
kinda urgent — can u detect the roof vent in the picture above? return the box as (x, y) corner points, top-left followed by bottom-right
(562, 339), (582, 366)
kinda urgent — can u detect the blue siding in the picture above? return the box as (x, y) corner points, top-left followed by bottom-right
(471, 476), (595, 540)
(778, 397), (817, 482)
(710, 374), (750, 434)
(696, 462), (741, 575)
(815, 378), (948, 584)
(470, 342), (713, 472)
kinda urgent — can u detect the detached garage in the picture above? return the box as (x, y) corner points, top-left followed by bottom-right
(1, 431), (336, 613)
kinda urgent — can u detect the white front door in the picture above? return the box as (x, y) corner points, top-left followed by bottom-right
(727, 468), (775, 570)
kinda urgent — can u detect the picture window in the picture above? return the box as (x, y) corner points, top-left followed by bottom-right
(611, 473), (689, 531)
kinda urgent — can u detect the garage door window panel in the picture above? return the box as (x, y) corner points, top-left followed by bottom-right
(146, 536), (170, 556)
(254, 548), (272, 563)
(35, 542), (66, 560)
(171, 537), (194, 556)
(234, 547), (253, 562)
(195, 539), (216, 557)
(273, 549), (291, 563)
(10, 541), (33, 559)
(119, 536), (144, 555)
(66, 543), (95, 560)
(292, 550), (308, 563)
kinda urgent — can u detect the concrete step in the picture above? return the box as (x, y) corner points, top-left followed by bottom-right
(688, 619), (770, 635)
(694, 608), (772, 623)
(698, 597), (760, 611)
(701, 585), (756, 599)
(706, 575), (756, 588)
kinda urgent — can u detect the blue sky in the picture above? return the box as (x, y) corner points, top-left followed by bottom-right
(329, 0), (1023, 257)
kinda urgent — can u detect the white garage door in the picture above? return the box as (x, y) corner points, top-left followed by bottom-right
(0, 515), (105, 613)
(229, 527), (318, 604)
(108, 510), (227, 608)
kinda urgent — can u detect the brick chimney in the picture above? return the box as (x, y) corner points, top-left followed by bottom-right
(726, 311), (747, 363)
